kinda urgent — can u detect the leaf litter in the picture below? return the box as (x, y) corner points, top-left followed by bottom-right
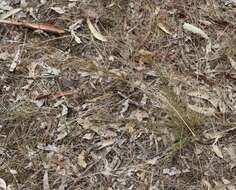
(0, 0), (236, 189)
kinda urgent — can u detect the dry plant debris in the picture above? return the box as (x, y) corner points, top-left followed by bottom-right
(0, 0), (236, 189)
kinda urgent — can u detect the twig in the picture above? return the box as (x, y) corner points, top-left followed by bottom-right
(0, 19), (65, 34)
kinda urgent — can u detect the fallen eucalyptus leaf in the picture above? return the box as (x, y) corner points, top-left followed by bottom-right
(158, 23), (172, 35)
(87, 18), (107, 42)
(183, 22), (209, 39)
(43, 170), (50, 190)
(50, 7), (65, 14)
(0, 178), (6, 190)
(187, 104), (215, 116)
(212, 144), (223, 159)
(187, 91), (219, 108)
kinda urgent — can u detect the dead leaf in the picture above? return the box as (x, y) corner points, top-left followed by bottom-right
(98, 139), (116, 149)
(82, 133), (94, 140)
(183, 22), (211, 54)
(0, 8), (21, 19)
(71, 30), (82, 44)
(50, 7), (65, 14)
(61, 104), (68, 116)
(0, 19), (65, 34)
(218, 100), (227, 113)
(69, 20), (83, 44)
(0, 178), (6, 190)
(43, 170), (50, 190)
(120, 99), (129, 117)
(163, 167), (181, 176)
(158, 23), (172, 35)
(187, 104), (215, 116)
(146, 157), (159, 165)
(78, 151), (87, 168)
(199, 20), (212, 26)
(212, 144), (223, 159)
(187, 91), (219, 108)
(154, 6), (160, 15)
(9, 47), (21, 72)
(87, 18), (107, 42)
(183, 22), (209, 39)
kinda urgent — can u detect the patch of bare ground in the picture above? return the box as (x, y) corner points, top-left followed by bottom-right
(0, 0), (236, 189)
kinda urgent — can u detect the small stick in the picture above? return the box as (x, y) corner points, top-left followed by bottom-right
(0, 19), (65, 34)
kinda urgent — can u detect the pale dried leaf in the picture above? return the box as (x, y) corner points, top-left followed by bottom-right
(43, 170), (50, 190)
(206, 39), (212, 55)
(55, 131), (68, 141)
(50, 7), (65, 14)
(78, 151), (87, 168)
(61, 104), (68, 116)
(82, 133), (94, 140)
(199, 20), (212, 26)
(120, 99), (129, 116)
(0, 178), (6, 190)
(0, 8), (21, 19)
(99, 139), (116, 149)
(158, 23), (172, 35)
(87, 18), (107, 42)
(187, 104), (215, 116)
(212, 144), (223, 159)
(40, 0), (47, 4)
(163, 167), (181, 176)
(218, 100), (227, 113)
(141, 94), (148, 106)
(154, 6), (160, 15)
(33, 100), (44, 108)
(187, 91), (219, 108)
(37, 144), (58, 152)
(204, 131), (223, 140)
(9, 48), (21, 72)
(69, 20), (83, 44)
(71, 30), (82, 44)
(183, 23), (209, 39)
(146, 157), (159, 165)
(9, 170), (17, 175)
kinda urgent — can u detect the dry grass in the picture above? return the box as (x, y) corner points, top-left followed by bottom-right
(0, 0), (236, 189)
